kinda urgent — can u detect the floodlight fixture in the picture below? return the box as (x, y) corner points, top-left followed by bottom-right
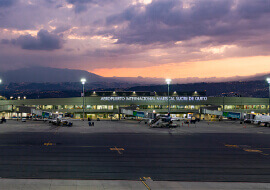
(165, 78), (171, 84)
(81, 78), (86, 84)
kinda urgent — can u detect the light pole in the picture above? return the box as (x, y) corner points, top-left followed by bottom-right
(81, 78), (86, 121)
(166, 79), (171, 114)
(267, 78), (270, 116)
(0, 79), (2, 98)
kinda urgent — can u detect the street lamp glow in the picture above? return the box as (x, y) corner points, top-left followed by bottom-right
(81, 78), (86, 84)
(267, 78), (270, 84)
(165, 78), (171, 84)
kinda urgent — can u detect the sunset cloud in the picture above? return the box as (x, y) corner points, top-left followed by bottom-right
(0, 0), (269, 79)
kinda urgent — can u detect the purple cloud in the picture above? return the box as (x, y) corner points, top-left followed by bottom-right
(66, 0), (117, 13)
(0, 0), (17, 7)
(2, 29), (64, 50)
(103, 0), (270, 46)
(0, 0), (269, 75)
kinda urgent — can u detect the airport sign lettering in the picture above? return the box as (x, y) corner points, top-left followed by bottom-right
(100, 96), (207, 101)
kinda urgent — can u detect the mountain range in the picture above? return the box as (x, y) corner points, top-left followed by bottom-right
(0, 67), (269, 99)
(0, 67), (270, 84)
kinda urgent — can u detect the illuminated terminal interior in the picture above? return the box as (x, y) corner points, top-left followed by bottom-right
(0, 91), (269, 120)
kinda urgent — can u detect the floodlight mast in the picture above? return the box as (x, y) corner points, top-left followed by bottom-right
(166, 79), (171, 114)
(81, 78), (86, 121)
(267, 78), (270, 116)
(0, 79), (2, 98)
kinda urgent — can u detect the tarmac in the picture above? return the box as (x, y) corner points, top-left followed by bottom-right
(0, 119), (269, 189)
(1, 119), (270, 134)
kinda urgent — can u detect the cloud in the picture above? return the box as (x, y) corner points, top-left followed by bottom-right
(1, 39), (9, 44)
(66, 0), (119, 13)
(74, 4), (87, 13)
(53, 25), (71, 34)
(0, 0), (17, 7)
(0, 0), (269, 78)
(236, 0), (270, 19)
(86, 46), (143, 57)
(2, 29), (64, 50)
(102, 0), (270, 47)
(66, 0), (112, 5)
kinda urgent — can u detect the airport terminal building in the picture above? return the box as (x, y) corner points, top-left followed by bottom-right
(0, 91), (269, 119)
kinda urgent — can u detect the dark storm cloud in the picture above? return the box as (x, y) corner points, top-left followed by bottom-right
(3, 29), (64, 50)
(0, 0), (17, 7)
(103, 0), (270, 45)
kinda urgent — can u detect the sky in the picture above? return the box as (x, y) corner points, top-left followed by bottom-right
(0, 0), (270, 80)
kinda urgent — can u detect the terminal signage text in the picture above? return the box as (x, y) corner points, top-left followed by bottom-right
(100, 96), (207, 101)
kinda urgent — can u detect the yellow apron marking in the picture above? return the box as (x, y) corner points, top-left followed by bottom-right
(143, 177), (152, 180)
(225, 144), (269, 156)
(110, 146), (124, 154)
(44, 142), (55, 146)
(140, 177), (151, 190)
(243, 149), (262, 153)
(225, 144), (239, 148)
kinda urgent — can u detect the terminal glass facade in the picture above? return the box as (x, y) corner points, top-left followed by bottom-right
(0, 92), (269, 119)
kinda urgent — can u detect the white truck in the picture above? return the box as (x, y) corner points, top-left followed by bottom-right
(253, 114), (270, 127)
